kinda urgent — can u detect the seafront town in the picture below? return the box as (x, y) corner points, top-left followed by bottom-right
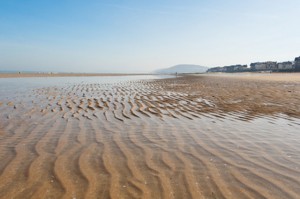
(208, 56), (300, 73)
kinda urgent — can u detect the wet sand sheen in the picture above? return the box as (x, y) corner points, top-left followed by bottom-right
(0, 75), (300, 198)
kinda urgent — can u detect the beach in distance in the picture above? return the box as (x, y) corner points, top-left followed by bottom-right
(0, 73), (299, 199)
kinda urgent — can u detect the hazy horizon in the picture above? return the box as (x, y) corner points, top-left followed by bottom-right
(1, 0), (299, 73)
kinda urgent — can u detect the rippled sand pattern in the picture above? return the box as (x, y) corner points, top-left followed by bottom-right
(0, 76), (300, 199)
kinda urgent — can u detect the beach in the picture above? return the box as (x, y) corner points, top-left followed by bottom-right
(0, 73), (299, 199)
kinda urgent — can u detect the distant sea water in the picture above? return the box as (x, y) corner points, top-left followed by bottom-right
(0, 75), (172, 100)
(0, 70), (43, 73)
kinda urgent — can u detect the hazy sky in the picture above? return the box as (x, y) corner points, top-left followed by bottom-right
(1, 0), (300, 73)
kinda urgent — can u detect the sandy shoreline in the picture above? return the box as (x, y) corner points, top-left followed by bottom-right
(1, 72), (300, 81)
(0, 74), (299, 198)
(196, 72), (300, 82)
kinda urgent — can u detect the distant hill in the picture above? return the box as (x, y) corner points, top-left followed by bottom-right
(154, 64), (208, 74)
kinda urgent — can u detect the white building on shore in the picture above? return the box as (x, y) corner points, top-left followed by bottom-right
(250, 62), (277, 71)
(277, 61), (293, 70)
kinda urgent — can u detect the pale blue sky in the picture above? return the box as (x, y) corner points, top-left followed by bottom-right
(0, 0), (299, 73)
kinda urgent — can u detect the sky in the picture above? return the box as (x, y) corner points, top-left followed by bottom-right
(0, 0), (300, 73)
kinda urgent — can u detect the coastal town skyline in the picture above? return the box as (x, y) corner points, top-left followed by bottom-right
(1, 0), (300, 73)
(208, 55), (300, 73)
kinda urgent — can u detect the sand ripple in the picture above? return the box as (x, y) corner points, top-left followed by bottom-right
(0, 76), (299, 198)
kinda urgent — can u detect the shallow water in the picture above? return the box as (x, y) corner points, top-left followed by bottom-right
(0, 75), (171, 99)
(0, 76), (299, 199)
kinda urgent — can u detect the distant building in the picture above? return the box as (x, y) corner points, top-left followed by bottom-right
(233, 65), (248, 71)
(250, 61), (277, 71)
(207, 65), (248, 73)
(295, 56), (300, 71)
(277, 61), (293, 70)
(250, 62), (265, 70)
(207, 67), (223, 72)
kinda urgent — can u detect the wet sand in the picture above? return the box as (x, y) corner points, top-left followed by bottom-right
(166, 73), (300, 117)
(0, 74), (299, 199)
